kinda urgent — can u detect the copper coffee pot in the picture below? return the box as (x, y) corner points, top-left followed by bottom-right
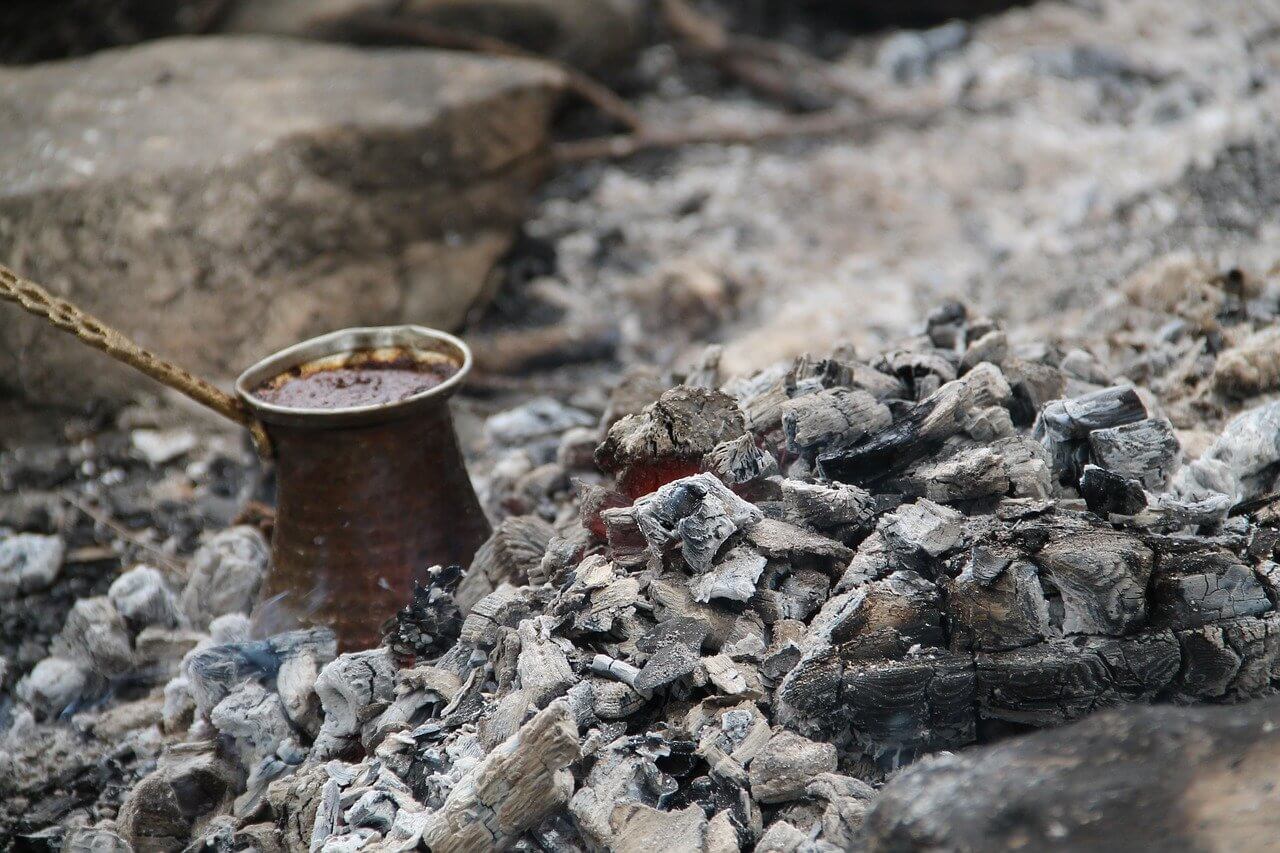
(0, 263), (491, 650)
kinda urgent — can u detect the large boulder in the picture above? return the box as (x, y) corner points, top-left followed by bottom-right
(0, 36), (562, 413)
(863, 698), (1280, 851)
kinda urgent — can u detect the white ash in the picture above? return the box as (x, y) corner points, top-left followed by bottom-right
(0, 533), (64, 600)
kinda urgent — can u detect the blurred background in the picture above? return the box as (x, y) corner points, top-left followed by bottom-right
(2, 0), (1276, 444)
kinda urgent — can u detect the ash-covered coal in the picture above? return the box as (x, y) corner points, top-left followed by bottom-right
(10, 265), (1280, 850)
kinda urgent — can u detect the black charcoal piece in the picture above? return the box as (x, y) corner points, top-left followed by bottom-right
(1088, 417), (1180, 490)
(1079, 465), (1147, 516)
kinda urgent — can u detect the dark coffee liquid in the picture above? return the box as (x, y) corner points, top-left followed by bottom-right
(254, 363), (455, 410)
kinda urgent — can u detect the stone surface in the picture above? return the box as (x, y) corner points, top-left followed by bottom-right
(863, 698), (1280, 852)
(0, 36), (562, 412)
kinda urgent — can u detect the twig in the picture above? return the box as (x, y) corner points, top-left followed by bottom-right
(553, 108), (880, 164)
(659, 0), (860, 112)
(341, 15), (644, 132)
(60, 491), (184, 575)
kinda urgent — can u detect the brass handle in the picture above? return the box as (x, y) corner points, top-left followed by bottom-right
(0, 262), (271, 456)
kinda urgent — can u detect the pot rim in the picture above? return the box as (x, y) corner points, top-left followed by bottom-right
(235, 325), (472, 428)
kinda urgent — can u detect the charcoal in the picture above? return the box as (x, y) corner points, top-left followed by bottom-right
(634, 474), (763, 574)
(1213, 326), (1280, 398)
(703, 434), (780, 494)
(1032, 522), (1153, 635)
(0, 533), (64, 600)
(690, 547), (768, 603)
(382, 566), (464, 665)
(108, 565), (179, 631)
(485, 398), (596, 448)
(879, 499), (964, 567)
(595, 386), (747, 498)
(1088, 417), (1180, 490)
(819, 362), (1012, 485)
(1079, 465), (1148, 516)
(961, 329), (1008, 371)
(748, 730), (837, 804)
(744, 518), (854, 567)
(895, 443), (1011, 502)
(947, 550), (1051, 652)
(780, 479), (876, 541)
(1150, 550), (1272, 629)
(1173, 400), (1280, 505)
(1035, 386), (1147, 485)
(842, 652), (978, 760)
(16, 656), (91, 718)
(457, 516), (555, 613)
(1171, 613), (1280, 701)
(975, 632), (1180, 726)
(184, 628), (337, 719)
(781, 388), (892, 460)
(310, 648), (395, 759)
(52, 596), (136, 678)
(418, 702), (578, 851)
(1001, 359), (1067, 427)
(180, 527), (269, 630)
(31, 295), (1280, 850)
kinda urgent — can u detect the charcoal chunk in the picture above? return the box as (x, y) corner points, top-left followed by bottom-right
(976, 632), (1180, 727)
(1079, 465), (1147, 516)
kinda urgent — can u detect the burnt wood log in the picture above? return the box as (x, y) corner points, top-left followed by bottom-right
(1171, 612), (1280, 701)
(975, 631), (1180, 727)
(1150, 550), (1272, 630)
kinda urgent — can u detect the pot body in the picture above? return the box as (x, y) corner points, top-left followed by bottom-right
(237, 326), (490, 650)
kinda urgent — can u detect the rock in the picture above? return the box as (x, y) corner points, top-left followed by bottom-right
(0, 533), (65, 599)
(863, 698), (1280, 852)
(0, 37), (563, 411)
(180, 527), (269, 629)
(748, 730), (838, 804)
